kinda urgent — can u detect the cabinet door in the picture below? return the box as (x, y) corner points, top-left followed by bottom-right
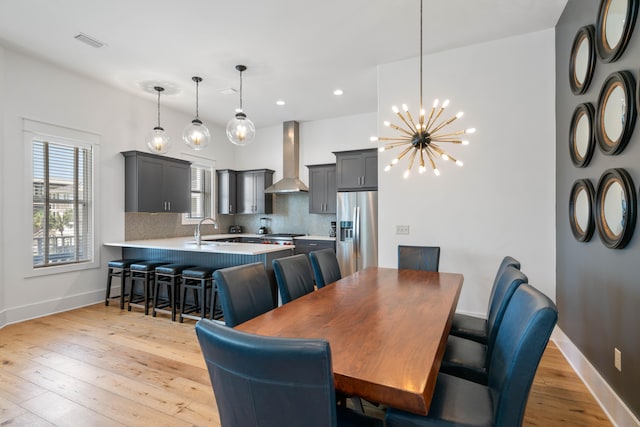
(163, 161), (190, 213)
(325, 166), (337, 213)
(217, 170), (237, 214)
(308, 167), (326, 214)
(361, 151), (378, 190)
(136, 156), (164, 212)
(236, 171), (255, 214)
(253, 172), (266, 213)
(336, 153), (363, 190)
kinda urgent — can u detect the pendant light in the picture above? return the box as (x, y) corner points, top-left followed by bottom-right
(371, 0), (475, 179)
(226, 65), (256, 146)
(146, 86), (171, 154)
(183, 76), (211, 150)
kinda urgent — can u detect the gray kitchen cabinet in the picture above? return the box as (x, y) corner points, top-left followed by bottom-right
(236, 169), (274, 214)
(122, 151), (191, 213)
(216, 169), (237, 214)
(293, 238), (336, 256)
(307, 164), (336, 214)
(334, 149), (378, 191)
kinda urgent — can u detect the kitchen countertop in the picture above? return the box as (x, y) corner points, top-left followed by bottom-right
(104, 235), (293, 255)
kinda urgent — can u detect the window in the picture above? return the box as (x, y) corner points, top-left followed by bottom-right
(25, 119), (99, 273)
(188, 164), (212, 219)
(181, 154), (215, 224)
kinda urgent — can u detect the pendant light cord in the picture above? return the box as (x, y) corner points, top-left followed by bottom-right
(239, 69), (244, 112)
(157, 89), (161, 128)
(419, 0), (423, 114)
(195, 79), (200, 120)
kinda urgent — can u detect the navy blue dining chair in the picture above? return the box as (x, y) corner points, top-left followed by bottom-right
(439, 266), (528, 385)
(213, 262), (276, 327)
(386, 284), (558, 427)
(397, 245), (440, 272)
(273, 254), (316, 304)
(195, 319), (383, 427)
(449, 256), (521, 343)
(309, 248), (342, 288)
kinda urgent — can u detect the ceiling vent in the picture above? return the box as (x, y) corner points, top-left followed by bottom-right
(74, 33), (105, 48)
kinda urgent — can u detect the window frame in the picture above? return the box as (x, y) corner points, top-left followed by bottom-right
(180, 152), (217, 225)
(23, 119), (100, 277)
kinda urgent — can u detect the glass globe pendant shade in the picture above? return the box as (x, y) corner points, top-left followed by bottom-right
(226, 112), (255, 146)
(146, 126), (171, 154)
(183, 118), (211, 150)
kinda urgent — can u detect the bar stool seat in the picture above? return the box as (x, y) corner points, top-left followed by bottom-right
(180, 267), (221, 323)
(128, 261), (168, 315)
(105, 259), (142, 309)
(153, 264), (194, 321)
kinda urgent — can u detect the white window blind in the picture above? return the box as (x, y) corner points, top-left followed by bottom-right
(188, 164), (212, 219)
(32, 139), (93, 267)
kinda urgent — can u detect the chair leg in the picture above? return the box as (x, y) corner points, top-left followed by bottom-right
(105, 268), (114, 306)
(152, 276), (160, 317)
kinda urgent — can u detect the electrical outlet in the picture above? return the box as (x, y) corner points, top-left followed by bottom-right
(614, 348), (622, 371)
(396, 225), (410, 235)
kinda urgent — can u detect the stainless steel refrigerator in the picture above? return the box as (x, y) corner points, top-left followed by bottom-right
(336, 191), (378, 276)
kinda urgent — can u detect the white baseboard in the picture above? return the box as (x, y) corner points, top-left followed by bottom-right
(0, 288), (107, 329)
(552, 327), (640, 427)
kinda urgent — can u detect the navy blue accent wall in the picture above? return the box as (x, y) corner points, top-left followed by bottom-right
(556, 0), (640, 417)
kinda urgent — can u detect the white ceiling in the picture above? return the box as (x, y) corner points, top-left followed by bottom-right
(0, 0), (567, 128)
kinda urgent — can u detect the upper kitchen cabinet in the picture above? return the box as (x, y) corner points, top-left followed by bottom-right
(236, 169), (274, 214)
(334, 149), (378, 191)
(122, 151), (191, 213)
(307, 164), (336, 214)
(217, 169), (237, 214)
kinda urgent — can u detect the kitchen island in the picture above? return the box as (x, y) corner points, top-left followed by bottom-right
(104, 235), (293, 270)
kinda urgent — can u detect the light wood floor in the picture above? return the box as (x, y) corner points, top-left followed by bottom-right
(0, 303), (612, 426)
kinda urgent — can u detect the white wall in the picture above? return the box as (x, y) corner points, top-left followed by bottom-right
(0, 45), (233, 326)
(233, 112), (377, 184)
(377, 29), (557, 316)
(0, 46), (6, 324)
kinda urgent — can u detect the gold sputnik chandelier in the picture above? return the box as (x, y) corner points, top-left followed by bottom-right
(371, 0), (475, 178)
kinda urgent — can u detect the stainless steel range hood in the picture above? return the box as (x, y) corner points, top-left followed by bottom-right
(264, 121), (309, 193)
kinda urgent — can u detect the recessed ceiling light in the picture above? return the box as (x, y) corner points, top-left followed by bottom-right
(276, 100), (286, 106)
(74, 33), (105, 48)
(333, 89), (344, 96)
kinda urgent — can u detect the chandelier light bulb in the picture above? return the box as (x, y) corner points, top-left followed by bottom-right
(402, 104), (409, 112)
(378, 146), (386, 152)
(441, 154), (450, 160)
(391, 158), (399, 165)
(466, 128), (476, 134)
(403, 170), (410, 179)
(434, 168), (440, 176)
(462, 140), (470, 145)
(392, 105), (400, 113)
(370, 136), (379, 142)
(384, 121), (391, 127)
(456, 112), (464, 118)
(384, 165), (392, 172)
(456, 160), (464, 166)
(433, 99), (439, 108)
(419, 165), (426, 174)
(442, 99), (450, 108)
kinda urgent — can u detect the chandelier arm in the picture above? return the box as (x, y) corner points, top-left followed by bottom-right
(387, 122), (415, 137)
(431, 130), (466, 139)
(425, 148), (439, 172)
(424, 106), (437, 130)
(377, 136), (411, 142)
(430, 114), (460, 135)
(383, 142), (411, 150)
(404, 110), (420, 133)
(396, 111), (418, 134)
(395, 145), (415, 162)
(431, 138), (464, 143)
(426, 107), (447, 132)
(407, 148), (419, 171)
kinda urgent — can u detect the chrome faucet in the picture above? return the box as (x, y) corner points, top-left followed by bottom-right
(195, 217), (219, 245)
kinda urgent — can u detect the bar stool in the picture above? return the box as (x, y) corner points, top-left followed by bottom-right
(179, 267), (220, 323)
(153, 264), (194, 321)
(105, 259), (141, 309)
(128, 261), (168, 315)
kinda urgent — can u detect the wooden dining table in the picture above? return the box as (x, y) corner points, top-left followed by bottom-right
(236, 266), (463, 415)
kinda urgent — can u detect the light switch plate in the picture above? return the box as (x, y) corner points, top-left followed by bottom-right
(614, 348), (622, 371)
(396, 225), (410, 235)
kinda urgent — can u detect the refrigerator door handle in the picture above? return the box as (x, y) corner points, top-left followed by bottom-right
(354, 206), (360, 258)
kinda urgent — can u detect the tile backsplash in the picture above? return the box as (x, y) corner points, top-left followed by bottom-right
(124, 193), (335, 240)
